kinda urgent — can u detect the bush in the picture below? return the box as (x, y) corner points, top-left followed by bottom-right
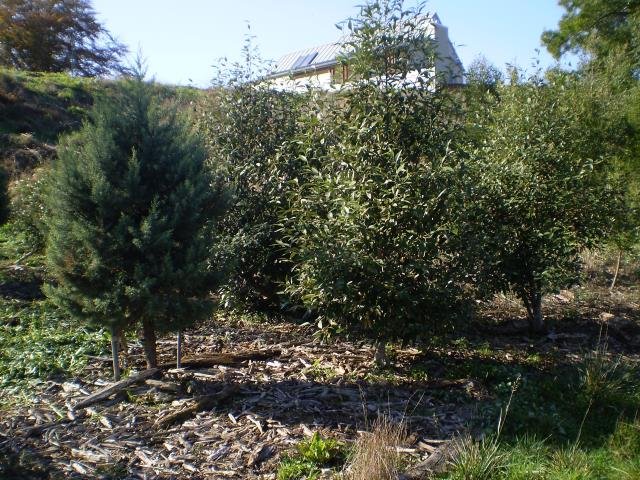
(281, 0), (466, 355)
(460, 71), (623, 331)
(8, 167), (50, 251)
(199, 38), (304, 311)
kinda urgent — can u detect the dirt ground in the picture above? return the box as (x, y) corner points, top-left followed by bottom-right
(1, 282), (639, 480)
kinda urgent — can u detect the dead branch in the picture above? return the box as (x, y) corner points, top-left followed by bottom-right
(74, 368), (161, 410)
(159, 349), (281, 369)
(155, 383), (239, 428)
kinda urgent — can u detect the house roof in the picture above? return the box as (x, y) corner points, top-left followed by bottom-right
(269, 39), (346, 77)
(268, 13), (449, 79)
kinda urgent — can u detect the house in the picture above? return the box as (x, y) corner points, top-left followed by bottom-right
(266, 13), (464, 91)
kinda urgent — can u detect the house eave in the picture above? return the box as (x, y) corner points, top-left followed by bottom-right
(265, 59), (340, 81)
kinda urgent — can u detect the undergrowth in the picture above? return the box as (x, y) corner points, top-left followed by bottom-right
(437, 331), (640, 479)
(277, 432), (346, 480)
(0, 299), (107, 400)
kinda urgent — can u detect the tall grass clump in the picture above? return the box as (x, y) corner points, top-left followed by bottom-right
(346, 416), (407, 480)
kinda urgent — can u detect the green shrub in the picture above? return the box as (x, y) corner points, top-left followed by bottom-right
(282, 0), (466, 355)
(199, 38), (304, 312)
(8, 167), (50, 251)
(460, 71), (624, 331)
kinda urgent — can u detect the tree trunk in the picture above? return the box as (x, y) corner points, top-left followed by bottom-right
(374, 340), (387, 367)
(176, 331), (183, 369)
(610, 250), (622, 292)
(142, 318), (157, 369)
(110, 326), (121, 381)
(528, 292), (545, 333)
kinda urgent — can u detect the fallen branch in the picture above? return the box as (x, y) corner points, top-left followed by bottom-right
(401, 441), (453, 479)
(145, 378), (181, 393)
(74, 368), (160, 410)
(155, 383), (239, 428)
(159, 349), (281, 370)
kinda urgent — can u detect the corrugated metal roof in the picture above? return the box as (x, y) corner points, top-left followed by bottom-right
(271, 38), (348, 76)
(268, 12), (463, 79)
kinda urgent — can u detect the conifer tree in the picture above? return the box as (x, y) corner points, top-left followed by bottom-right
(46, 72), (224, 375)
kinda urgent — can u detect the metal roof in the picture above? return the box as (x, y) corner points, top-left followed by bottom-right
(270, 38), (348, 77)
(268, 12), (464, 81)
(268, 12), (456, 79)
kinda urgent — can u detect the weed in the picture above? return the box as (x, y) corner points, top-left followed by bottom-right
(276, 433), (346, 480)
(304, 359), (338, 382)
(297, 432), (345, 465)
(277, 458), (320, 480)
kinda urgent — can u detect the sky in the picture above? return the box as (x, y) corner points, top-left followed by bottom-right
(92, 0), (572, 87)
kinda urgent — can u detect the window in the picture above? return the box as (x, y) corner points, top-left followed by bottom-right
(292, 52), (318, 70)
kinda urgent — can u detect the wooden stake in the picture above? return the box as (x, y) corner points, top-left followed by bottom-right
(110, 325), (120, 381)
(177, 330), (183, 369)
(610, 250), (622, 292)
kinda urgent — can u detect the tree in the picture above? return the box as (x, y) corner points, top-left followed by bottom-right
(460, 72), (623, 332)
(46, 72), (225, 376)
(0, 0), (127, 76)
(199, 36), (304, 311)
(542, 0), (640, 84)
(544, 2), (640, 290)
(282, 0), (466, 363)
(542, 0), (640, 59)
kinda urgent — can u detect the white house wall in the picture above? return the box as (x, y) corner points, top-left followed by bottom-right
(268, 70), (337, 92)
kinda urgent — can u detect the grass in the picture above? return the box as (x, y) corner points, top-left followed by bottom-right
(432, 326), (640, 479)
(440, 421), (640, 480)
(345, 416), (407, 480)
(0, 67), (207, 179)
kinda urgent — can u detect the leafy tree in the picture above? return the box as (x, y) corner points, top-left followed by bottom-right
(465, 56), (503, 90)
(282, 0), (465, 363)
(545, 1), (640, 285)
(461, 72), (623, 331)
(0, 165), (8, 225)
(199, 36), (304, 311)
(46, 72), (224, 376)
(0, 0), (127, 76)
(542, 0), (640, 69)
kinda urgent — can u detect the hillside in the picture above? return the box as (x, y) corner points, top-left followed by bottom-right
(0, 69), (98, 178)
(0, 69), (204, 179)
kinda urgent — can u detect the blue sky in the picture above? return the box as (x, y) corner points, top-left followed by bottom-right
(92, 0), (572, 87)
